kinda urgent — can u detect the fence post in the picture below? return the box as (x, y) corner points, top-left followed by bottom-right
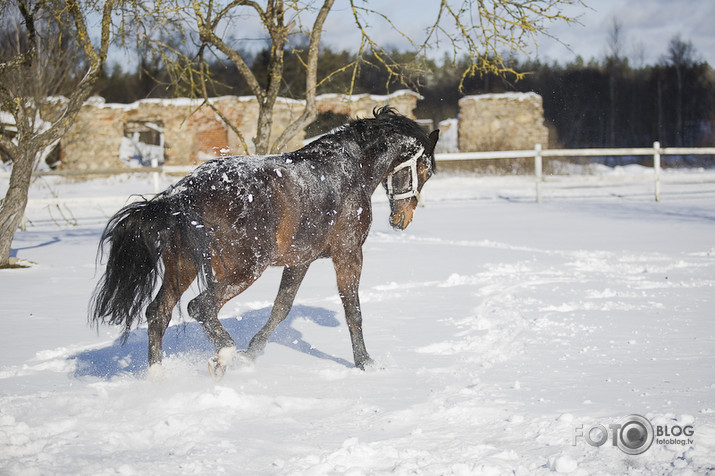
(534, 143), (543, 203)
(653, 141), (661, 202)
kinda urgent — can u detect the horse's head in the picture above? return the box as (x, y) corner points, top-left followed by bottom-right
(385, 129), (439, 230)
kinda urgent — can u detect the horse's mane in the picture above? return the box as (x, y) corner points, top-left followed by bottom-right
(371, 106), (437, 170)
(312, 107), (431, 154)
(301, 106), (436, 172)
(370, 106), (431, 143)
(359, 106), (432, 150)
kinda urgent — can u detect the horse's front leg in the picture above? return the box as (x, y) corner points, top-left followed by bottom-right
(245, 263), (310, 359)
(332, 249), (373, 370)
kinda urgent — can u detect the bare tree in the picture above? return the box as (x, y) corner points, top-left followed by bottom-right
(665, 35), (697, 146)
(401, 0), (585, 87)
(175, 0), (337, 155)
(0, 0), (115, 268)
(0, 0), (583, 267)
(605, 16), (626, 62)
(144, 0), (584, 155)
(605, 17), (627, 146)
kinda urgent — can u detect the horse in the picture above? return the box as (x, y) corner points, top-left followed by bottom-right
(90, 107), (439, 378)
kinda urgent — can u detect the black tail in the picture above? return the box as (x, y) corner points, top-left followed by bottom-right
(89, 196), (213, 339)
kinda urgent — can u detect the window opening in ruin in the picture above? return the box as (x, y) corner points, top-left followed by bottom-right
(119, 121), (165, 167)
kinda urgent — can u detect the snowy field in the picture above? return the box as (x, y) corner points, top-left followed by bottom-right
(2, 166), (715, 475)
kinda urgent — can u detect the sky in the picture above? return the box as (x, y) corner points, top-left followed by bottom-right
(311, 0), (715, 67)
(530, 0), (715, 65)
(103, 0), (715, 72)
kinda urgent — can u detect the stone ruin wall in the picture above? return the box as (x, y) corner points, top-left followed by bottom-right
(57, 90), (548, 170)
(457, 92), (549, 152)
(60, 91), (421, 170)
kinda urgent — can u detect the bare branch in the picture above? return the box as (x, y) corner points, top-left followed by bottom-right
(0, 0), (118, 267)
(197, 46), (250, 154)
(213, 0), (266, 29)
(147, 0), (585, 153)
(272, 0), (335, 152)
(192, 0), (265, 101)
(347, 0), (585, 90)
(33, 0), (116, 149)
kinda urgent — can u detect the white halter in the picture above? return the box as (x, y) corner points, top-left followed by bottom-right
(386, 147), (424, 201)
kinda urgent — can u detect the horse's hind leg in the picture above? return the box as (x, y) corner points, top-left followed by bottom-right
(187, 288), (236, 378)
(146, 257), (195, 376)
(188, 265), (267, 377)
(246, 264), (310, 359)
(145, 286), (176, 378)
(187, 288), (236, 350)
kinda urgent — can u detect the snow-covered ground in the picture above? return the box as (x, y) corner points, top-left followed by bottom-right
(2, 167), (715, 475)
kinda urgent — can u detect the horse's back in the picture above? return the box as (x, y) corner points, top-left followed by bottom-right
(165, 154), (365, 268)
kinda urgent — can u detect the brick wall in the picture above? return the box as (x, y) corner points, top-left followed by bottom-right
(56, 90), (548, 169)
(457, 92), (549, 152)
(59, 91), (422, 170)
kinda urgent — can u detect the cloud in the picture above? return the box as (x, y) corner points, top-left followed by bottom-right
(532, 0), (715, 65)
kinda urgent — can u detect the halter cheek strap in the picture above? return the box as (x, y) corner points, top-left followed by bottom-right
(387, 147), (424, 201)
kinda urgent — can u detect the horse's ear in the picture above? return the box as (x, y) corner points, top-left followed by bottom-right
(428, 130), (440, 154)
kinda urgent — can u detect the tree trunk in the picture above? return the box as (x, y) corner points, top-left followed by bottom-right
(608, 73), (616, 147)
(0, 0), (114, 268)
(675, 66), (683, 147)
(0, 148), (35, 267)
(254, 3), (286, 156)
(255, 97), (277, 155)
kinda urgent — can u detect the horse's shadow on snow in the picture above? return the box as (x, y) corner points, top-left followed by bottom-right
(72, 305), (352, 379)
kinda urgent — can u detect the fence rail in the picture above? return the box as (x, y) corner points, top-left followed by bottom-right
(435, 141), (715, 202)
(4, 142), (715, 206)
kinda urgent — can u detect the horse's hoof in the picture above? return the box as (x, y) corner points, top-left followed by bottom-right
(147, 363), (165, 381)
(208, 357), (227, 380)
(235, 350), (254, 366)
(208, 347), (236, 381)
(245, 342), (265, 360)
(356, 357), (375, 371)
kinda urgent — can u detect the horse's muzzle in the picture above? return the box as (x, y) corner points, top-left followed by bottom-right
(389, 210), (413, 230)
(389, 197), (417, 230)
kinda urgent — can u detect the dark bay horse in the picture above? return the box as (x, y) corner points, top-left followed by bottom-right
(90, 107), (439, 378)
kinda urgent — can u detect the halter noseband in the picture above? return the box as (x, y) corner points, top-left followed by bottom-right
(386, 147), (425, 201)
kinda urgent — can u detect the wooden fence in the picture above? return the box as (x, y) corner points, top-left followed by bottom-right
(435, 141), (715, 202)
(4, 142), (715, 207)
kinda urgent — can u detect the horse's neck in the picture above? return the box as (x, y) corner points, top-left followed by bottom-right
(318, 129), (416, 192)
(360, 138), (417, 192)
(351, 148), (392, 193)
